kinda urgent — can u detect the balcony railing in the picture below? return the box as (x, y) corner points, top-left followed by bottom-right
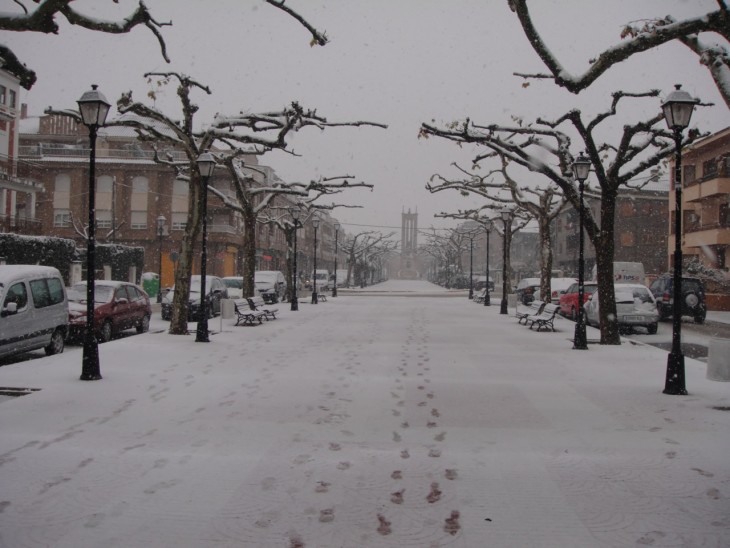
(0, 214), (43, 235)
(18, 145), (188, 162)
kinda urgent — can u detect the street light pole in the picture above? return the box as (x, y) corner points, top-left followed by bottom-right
(500, 208), (512, 315)
(333, 221), (340, 297)
(572, 152), (591, 350)
(156, 214), (166, 304)
(468, 233), (474, 300)
(311, 216), (320, 304)
(290, 207), (300, 311)
(77, 85), (111, 381)
(195, 152), (216, 343)
(662, 85), (698, 396)
(484, 220), (492, 306)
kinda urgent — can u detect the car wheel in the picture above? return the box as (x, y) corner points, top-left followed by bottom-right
(136, 315), (150, 333)
(161, 308), (171, 321)
(694, 313), (705, 325)
(99, 320), (113, 343)
(44, 328), (65, 356)
(647, 323), (658, 335)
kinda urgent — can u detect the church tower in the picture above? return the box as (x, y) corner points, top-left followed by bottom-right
(395, 208), (422, 279)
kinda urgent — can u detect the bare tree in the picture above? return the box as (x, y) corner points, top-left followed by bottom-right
(0, 0), (329, 89)
(428, 156), (568, 301)
(210, 165), (373, 298)
(341, 231), (396, 287)
(509, 0), (730, 109)
(421, 90), (697, 344)
(50, 70), (385, 335)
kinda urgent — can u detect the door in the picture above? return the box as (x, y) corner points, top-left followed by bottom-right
(0, 281), (36, 357)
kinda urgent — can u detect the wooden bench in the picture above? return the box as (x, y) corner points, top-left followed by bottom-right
(526, 303), (560, 332)
(233, 298), (267, 326)
(247, 296), (278, 320)
(516, 301), (545, 324)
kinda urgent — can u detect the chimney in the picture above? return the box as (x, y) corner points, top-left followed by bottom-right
(20, 103), (28, 119)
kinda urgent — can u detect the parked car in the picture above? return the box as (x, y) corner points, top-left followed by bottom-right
(515, 277), (541, 305)
(474, 275), (495, 292)
(534, 277), (578, 304)
(67, 281), (151, 343)
(222, 276), (244, 299)
(332, 269), (350, 288)
(313, 269), (330, 292)
(559, 281), (598, 320)
(254, 271), (287, 303)
(161, 275), (228, 321)
(649, 274), (707, 324)
(583, 283), (658, 334)
(0, 265), (68, 359)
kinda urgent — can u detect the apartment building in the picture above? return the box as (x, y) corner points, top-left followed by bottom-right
(672, 126), (730, 271)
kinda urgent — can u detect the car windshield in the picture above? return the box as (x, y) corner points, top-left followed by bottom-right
(68, 285), (114, 303)
(682, 279), (702, 292)
(255, 273), (277, 283)
(615, 286), (653, 304)
(223, 279), (242, 289)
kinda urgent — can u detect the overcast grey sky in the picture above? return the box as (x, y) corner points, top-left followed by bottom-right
(4, 0), (728, 235)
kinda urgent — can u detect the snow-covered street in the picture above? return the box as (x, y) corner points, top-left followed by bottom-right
(0, 279), (728, 547)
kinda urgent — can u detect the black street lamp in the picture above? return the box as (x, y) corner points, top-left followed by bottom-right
(333, 221), (340, 297)
(572, 152), (591, 350)
(484, 220), (492, 307)
(77, 85), (111, 381)
(466, 230), (475, 300)
(500, 207), (512, 315)
(156, 214), (166, 304)
(195, 152), (216, 343)
(290, 207), (301, 311)
(662, 84), (698, 396)
(311, 216), (320, 304)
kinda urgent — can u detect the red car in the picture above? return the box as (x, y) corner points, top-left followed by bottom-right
(67, 281), (152, 342)
(559, 282), (598, 320)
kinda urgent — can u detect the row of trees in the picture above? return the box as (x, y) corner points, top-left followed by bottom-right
(419, 0), (729, 345)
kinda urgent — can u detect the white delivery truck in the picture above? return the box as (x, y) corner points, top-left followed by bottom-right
(592, 262), (645, 285)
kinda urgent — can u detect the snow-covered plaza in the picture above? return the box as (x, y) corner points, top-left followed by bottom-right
(0, 279), (728, 547)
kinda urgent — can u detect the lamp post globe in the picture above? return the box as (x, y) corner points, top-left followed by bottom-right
(195, 152), (216, 343)
(500, 207), (512, 315)
(311, 216), (320, 304)
(572, 152), (591, 350)
(333, 222), (340, 297)
(77, 85), (111, 381)
(290, 207), (301, 311)
(484, 220), (492, 306)
(156, 214), (166, 304)
(661, 85), (698, 396)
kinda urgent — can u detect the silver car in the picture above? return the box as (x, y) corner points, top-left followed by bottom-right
(584, 283), (659, 334)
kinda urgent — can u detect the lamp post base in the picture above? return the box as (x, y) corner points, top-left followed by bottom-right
(573, 321), (588, 350)
(312, 291), (318, 304)
(195, 318), (210, 343)
(80, 339), (102, 381)
(332, 287), (337, 297)
(484, 294), (490, 306)
(500, 297), (508, 315)
(664, 351), (688, 395)
(291, 296), (299, 311)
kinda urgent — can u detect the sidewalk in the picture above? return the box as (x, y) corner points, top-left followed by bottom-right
(0, 280), (728, 547)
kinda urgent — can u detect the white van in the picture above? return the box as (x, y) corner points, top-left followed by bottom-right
(254, 271), (287, 303)
(592, 262), (645, 285)
(0, 265), (68, 359)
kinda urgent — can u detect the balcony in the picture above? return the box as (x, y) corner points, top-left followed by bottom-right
(18, 145), (188, 162)
(0, 214), (43, 235)
(684, 175), (730, 202)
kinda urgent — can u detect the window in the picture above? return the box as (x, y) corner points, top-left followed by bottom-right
(8, 89), (16, 109)
(683, 165), (696, 184)
(620, 231), (635, 247)
(0, 85), (5, 105)
(3, 282), (28, 310)
(703, 159), (718, 179)
(172, 179), (188, 230)
(29, 277), (64, 309)
(96, 175), (113, 228)
(53, 174), (71, 227)
(131, 177), (149, 229)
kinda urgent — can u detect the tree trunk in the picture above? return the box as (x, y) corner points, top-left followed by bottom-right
(538, 216), (553, 302)
(595, 191), (620, 345)
(169, 176), (202, 335)
(284, 226), (295, 301)
(242, 205), (256, 298)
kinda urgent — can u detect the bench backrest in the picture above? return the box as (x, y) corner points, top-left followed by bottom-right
(532, 301), (546, 314)
(542, 303), (560, 316)
(233, 298), (250, 310)
(247, 296), (266, 309)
